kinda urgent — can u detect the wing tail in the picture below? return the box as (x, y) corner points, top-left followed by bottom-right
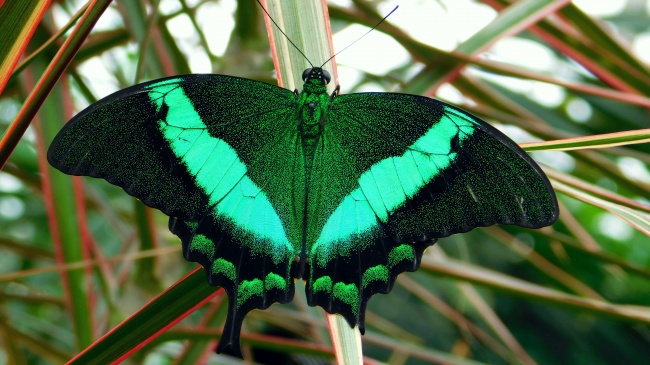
(169, 216), (296, 357)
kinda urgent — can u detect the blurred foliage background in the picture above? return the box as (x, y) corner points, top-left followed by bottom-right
(1, 0), (650, 364)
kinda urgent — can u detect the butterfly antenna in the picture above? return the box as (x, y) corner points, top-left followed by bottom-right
(320, 5), (398, 67)
(257, 0), (314, 67)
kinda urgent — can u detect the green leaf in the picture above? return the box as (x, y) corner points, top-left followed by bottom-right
(67, 269), (219, 365)
(0, 0), (50, 92)
(522, 129), (650, 152)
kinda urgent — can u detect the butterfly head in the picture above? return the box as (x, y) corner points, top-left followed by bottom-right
(302, 67), (331, 86)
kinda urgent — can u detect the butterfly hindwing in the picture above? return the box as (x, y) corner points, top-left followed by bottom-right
(169, 216), (299, 355)
(305, 93), (558, 329)
(48, 74), (305, 357)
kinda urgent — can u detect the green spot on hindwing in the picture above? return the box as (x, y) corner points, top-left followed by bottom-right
(237, 279), (263, 307)
(362, 265), (389, 289)
(237, 274), (289, 307)
(212, 258), (236, 281)
(333, 282), (359, 315)
(189, 234), (215, 259)
(212, 258), (237, 282)
(313, 276), (333, 294)
(388, 244), (415, 268)
(264, 273), (286, 291)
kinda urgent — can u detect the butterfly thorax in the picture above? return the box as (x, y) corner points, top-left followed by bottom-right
(297, 67), (331, 172)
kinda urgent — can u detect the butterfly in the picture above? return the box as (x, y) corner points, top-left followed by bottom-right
(48, 39), (558, 358)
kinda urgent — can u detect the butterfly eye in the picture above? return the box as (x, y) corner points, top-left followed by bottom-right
(302, 68), (313, 82)
(322, 69), (331, 84)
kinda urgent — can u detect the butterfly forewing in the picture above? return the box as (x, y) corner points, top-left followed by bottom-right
(47, 81), (209, 220)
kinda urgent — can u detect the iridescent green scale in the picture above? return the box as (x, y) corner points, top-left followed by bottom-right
(48, 67), (558, 357)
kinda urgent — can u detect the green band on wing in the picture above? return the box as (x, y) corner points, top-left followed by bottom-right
(312, 107), (475, 265)
(146, 80), (295, 263)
